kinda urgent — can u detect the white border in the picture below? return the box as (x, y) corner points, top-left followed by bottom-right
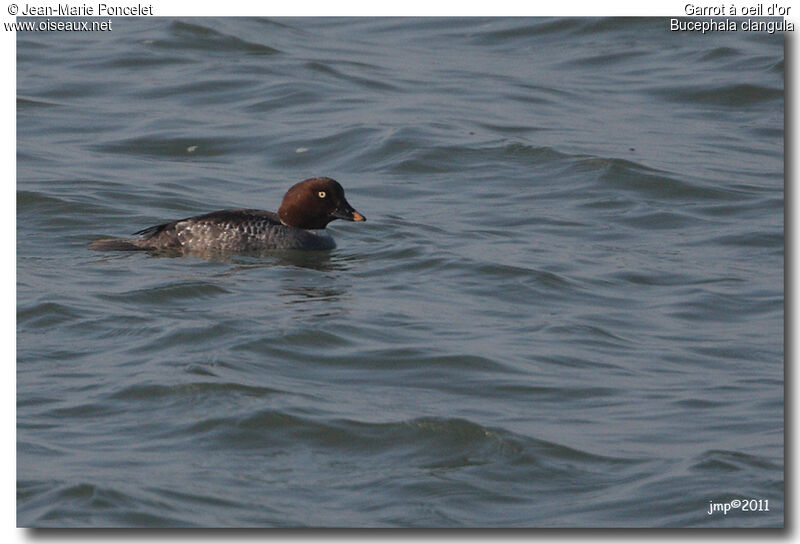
(6, 1), (791, 541)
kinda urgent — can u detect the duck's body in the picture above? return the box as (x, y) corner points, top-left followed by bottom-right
(89, 177), (365, 253)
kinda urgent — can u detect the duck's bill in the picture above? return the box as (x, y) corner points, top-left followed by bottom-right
(332, 205), (366, 222)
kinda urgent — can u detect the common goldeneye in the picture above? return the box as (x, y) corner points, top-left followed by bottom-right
(89, 177), (366, 252)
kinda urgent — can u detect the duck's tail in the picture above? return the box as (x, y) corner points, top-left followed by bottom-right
(88, 238), (147, 251)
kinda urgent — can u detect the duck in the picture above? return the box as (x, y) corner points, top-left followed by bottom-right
(88, 177), (365, 252)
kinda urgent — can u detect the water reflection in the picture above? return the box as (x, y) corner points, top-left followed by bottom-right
(278, 283), (350, 319)
(143, 246), (357, 273)
(194, 248), (360, 318)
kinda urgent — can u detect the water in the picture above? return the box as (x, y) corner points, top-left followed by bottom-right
(17, 17), (783, 527)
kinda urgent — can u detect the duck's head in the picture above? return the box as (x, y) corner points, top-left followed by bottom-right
(278, 177), (366, 230)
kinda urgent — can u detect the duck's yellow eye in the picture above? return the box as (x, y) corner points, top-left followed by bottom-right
(318, 191), (326, 198)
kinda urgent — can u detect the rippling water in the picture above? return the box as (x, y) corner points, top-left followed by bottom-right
(17, 17), (783, 527)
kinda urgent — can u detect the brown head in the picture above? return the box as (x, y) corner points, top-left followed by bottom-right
(278, 177), (366, 230)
